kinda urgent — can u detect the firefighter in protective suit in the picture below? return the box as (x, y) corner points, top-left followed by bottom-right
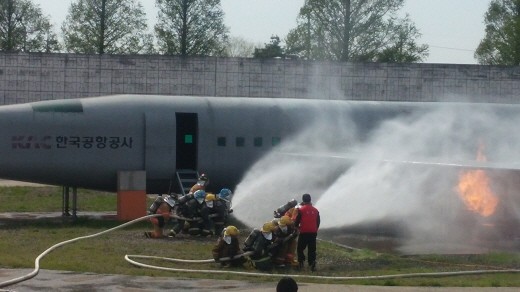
(186, 190), (212, 236)
(217, 188), (233, 216)
(145, 195), (176, 238)
(198, 193), (219, 236)
(211, 225), (245, 267)
(272, 215), (299, 267)
(204, 192), (229, 235)
(243, 221), (276, 270)
(170, 192), (193, 236)
(170, 190), (206, 236)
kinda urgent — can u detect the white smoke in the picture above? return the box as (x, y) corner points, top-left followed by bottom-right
(232, 102), (520, 253)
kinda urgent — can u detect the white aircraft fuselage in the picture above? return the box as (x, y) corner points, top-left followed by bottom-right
(0, 94), (519, 194)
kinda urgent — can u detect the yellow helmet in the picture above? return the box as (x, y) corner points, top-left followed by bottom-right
(279, 215), (292, 226)
(224, 225), (239, 237)
(205, 193), (216, 201)
(261, 221), (276, 233)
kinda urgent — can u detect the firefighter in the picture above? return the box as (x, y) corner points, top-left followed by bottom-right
(199, 193), (220, 236)
(170, 190), (206, 236)
(211, 225), (245, 267)
(286, 207), (299, 221)
(272, 215), (299, 267)
(144, 195), (176, 238)
(217, 188), (233, 216)
(243, 221), (276, 270)
(186, 190), (211, 236)
(203, 193), (227, 236)
(169, 192), (192, 236)
(189, 173), (209, 194)
(295, 193), (320, 271)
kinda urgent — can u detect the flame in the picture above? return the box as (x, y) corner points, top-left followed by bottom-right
(456, 144), (499, 217)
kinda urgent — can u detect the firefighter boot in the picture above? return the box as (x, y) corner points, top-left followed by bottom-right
(310, 262), (316, 272)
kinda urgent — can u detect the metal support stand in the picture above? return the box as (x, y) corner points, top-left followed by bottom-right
(62, 186), (70, 216)
(72, 187), (77, 219)
(62, 186), (78, 219)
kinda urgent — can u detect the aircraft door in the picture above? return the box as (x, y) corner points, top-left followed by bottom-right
(175, 113), (198, 170)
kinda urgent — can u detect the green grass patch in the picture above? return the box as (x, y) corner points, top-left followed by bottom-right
(0, 186), (116, 212)
(1, 186), (520, 287)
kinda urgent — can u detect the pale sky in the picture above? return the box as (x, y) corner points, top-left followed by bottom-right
(32, 0), (491, 64)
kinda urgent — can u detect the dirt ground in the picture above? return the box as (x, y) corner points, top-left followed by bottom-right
(0, 179), (47, 187)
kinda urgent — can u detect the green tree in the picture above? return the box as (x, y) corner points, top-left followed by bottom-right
(0, 0), (60, 52)
(155, 0), (229, 56)
(372, 17), (428, 63)
(475, 0), (520, 65)
(62, 0), (154, 54)
(285, 0), (428, 62)
(253, 35), (285, 59)
(224, 36), (257, 57)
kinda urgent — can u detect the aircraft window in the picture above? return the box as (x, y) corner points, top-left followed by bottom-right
(254, 137), (263, 147)
(32, 99), (83, 113)
(272, 137), (281, 146)
(184, 134), (193, 144)
(217, 137), (226, 147)
(236, 137), (245, 147)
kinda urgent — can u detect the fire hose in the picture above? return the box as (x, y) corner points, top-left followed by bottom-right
(2, 214), (520, 289)
(125, 253), (520, 280)
(0, 212), (217, 289)
(0, 214), (162, 288)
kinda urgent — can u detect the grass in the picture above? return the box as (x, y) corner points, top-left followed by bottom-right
(1, 186), (520, 287)
(0, 186), (116, 212)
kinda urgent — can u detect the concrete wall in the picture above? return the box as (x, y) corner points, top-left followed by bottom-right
(1, 52), (520, 105)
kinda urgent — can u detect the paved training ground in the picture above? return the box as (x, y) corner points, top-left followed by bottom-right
(0, 180), (518, 291)
(1, 268), (519, 292)
(2, 269), (520, 292)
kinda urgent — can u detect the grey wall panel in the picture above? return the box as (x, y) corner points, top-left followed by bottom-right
(1, 52), (520, 104)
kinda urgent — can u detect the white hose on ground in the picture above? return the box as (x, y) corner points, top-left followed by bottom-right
(124, 251), (254, 265)
(2, 213), (520, 288)
(124, 254), (520, 280)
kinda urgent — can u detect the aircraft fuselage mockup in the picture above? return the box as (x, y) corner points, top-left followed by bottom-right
(1, 94), (519, 194)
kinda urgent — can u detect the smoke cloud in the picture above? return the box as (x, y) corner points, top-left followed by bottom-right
(232, 101), (520, 253)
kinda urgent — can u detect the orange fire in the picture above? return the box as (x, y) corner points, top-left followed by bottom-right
(456, 144), (499, 217)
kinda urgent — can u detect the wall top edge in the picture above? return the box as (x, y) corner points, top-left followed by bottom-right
(1, 52), (519, 69)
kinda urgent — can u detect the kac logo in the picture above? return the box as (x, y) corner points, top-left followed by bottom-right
(12, 136), (52, 149)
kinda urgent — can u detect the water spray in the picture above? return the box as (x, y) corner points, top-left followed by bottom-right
(232, 103), (520, 253)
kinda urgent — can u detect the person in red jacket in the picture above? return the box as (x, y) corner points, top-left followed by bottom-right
(294, 193), (320, 271)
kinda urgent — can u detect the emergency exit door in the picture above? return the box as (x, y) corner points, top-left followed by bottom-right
(176, 113), (198, 170)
